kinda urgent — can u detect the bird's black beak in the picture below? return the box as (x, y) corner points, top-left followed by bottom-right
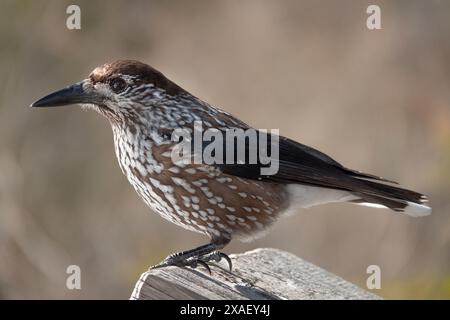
(30, 80), (102, 108)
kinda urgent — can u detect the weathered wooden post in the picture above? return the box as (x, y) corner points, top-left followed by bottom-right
(131, 248), (380, 300)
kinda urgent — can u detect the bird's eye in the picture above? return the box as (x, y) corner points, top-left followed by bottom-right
(109, 77), (127, 93)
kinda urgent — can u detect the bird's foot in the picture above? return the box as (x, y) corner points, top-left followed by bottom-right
(151, 250), (232, 274)
(200, 251), (233, 272)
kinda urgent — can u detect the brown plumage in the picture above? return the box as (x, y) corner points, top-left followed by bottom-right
(31, 60), (431, 271)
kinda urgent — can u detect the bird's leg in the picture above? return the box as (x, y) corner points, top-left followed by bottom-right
(151, 239), (232, 273)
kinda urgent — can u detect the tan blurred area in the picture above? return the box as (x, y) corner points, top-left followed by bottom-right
(0, 0), (449, 299)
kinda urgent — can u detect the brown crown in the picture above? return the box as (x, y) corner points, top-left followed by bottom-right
(89, 60), (184, 96)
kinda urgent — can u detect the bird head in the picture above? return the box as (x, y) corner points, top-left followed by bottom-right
(31, 60), (184, 121)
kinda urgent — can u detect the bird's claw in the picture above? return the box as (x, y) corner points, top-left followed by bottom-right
(150, 255), (211, 274)
(192, 259), (212, 274)
(150, 251), (232, 274)
(200, 251), (233, 272)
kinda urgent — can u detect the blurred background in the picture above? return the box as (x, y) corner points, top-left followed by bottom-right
(0, 0), (449, 299)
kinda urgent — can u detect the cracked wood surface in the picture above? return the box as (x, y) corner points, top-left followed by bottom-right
(130, 248), (380, 300)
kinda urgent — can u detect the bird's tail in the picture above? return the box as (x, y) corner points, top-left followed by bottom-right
(350, 179), (431, 217)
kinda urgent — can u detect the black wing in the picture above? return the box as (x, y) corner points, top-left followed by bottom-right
(205, 131), (425, 211)
(213, 132), (394, 186)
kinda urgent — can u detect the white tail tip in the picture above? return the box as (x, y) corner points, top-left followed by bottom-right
(403, 201), (432, 217)
(358, 201), (432, 217)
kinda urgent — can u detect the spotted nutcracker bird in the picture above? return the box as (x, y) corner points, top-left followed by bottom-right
(31, 60), (431, 272)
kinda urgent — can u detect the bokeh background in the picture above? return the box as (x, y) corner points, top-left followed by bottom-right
(0, 0), (449, 299)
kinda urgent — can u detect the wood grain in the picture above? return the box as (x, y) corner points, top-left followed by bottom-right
(131, 248), (380, 300)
